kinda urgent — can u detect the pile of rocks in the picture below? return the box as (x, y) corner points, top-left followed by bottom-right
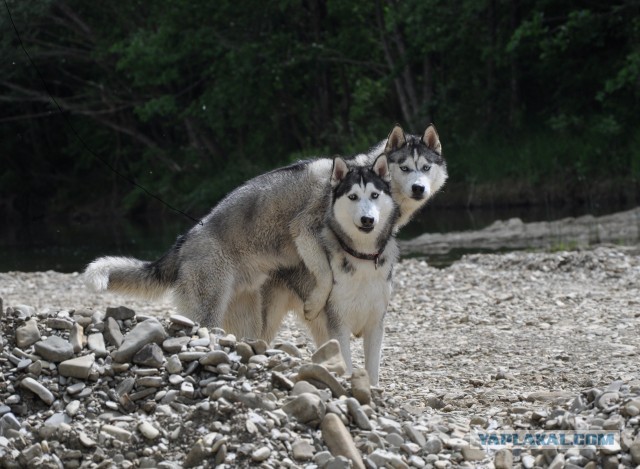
(1, 301), (639, 468)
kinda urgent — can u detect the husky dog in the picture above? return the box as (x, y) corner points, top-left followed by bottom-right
(260, 156), (399, 385)
(257, 125), (447, 384)
(360, 124), (447, 230)
(84, 156), (356, 334)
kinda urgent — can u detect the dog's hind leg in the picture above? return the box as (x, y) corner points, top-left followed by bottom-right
(173, 265), (235, 328)
(261, 282), (303, 344)
(224, 289), (264, 340)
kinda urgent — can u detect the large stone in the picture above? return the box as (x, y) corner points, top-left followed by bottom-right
(104, 317), (124, 347)
(16, 319), (41, 348)
(403, 424), (426, 448)
(0, 413), (21, 436)
(462, 446), (487, 462)
(292, 440), (315, 461)
(162, 336), (191, 353)
(69, 323), (84, 353)
(112, 318), (166, 363)
(351, 368), (371, 404)
(630, 442), (640, 465)
(320, 413), (364, 469)
(251, 447), (271, 462)
(345, 397), (372, 430)
(133, 343), (164, 368)
(424, 437), (443, 455)
(312, 340), (347, 375)
(87, 333), (107, 357)
(138, 421), (160, 440)
(34, 335), (74, 362)
(274, 341), (302, 358)
(165, 354), (183, 374)
(297, 364), (347, 397)
(59, 354), (95, 379)
(282, 393), (326, 425)
(20, 377), (54, 405)
(184, 439), (209, 468)
(101, 424), (132, 443)
(169, 314), (195, 328)
(368, 449), (406, 468)
(105, 305), (136, 320)
(495, 448), (513, 469)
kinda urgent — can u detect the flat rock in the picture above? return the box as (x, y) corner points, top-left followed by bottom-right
(312, 340), (347, 375)
(16, 318), (41, 348)
(58, 354), (95, 379)
(282, 393), (326, 425)
(105, 305), (136, 320)
(462, 446), (486, 461)
(169, 314), (195, 328)
(297, 364), (347, 397)
(292, 439), (315, 461)
(34, 335), (74, 362)
(163, 336), (191, 353)
(112, 318), (166, 363)
(133, 343), (164, 368)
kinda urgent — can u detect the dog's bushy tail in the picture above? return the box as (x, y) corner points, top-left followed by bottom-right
(83, 249), (179, 299)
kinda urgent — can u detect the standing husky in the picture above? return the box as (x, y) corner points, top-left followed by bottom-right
(257, 125), (447, 384)
(84, 156), (350, 334)
(260, 156), (399, 385)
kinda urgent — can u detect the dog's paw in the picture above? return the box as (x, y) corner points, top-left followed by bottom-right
(303, 306), (321, 321)
(303, 294), (328, 321)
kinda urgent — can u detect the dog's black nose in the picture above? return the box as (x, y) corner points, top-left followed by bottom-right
(412, 184), (425, 195)
(361, 216), (374, 227)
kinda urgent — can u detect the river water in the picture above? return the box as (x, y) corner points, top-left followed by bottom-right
(0, 202), (634, 273)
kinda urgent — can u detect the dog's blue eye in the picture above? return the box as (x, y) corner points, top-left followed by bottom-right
(400, 166), (409, 172)
(371, 193), (379, 199)
(423, 165), (431, 172)
(348, 194), (358, 201)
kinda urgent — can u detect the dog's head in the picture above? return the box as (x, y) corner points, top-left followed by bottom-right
(383, 124), (448, 225)
(330, 155), (397, 243)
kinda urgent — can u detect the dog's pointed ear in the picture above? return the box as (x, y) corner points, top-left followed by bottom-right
(421, 124), (442, 155)
(331, 157), (348, 186)
(372, 154), (390, 182)
(384, 125), (406, 153)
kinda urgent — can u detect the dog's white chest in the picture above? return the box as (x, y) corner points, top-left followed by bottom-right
(328, 251), (393, 335)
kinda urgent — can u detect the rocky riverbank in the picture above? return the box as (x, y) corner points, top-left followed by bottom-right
(398, 207), (640, 256)
(1, 245), (639, 468)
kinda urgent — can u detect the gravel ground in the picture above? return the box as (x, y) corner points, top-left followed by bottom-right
(1, 244), (639, 468)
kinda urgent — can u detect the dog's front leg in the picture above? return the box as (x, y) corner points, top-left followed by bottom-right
(363, 319), (384, 386)
(293, 231), (333, 320)
(333, 326), (352, 377)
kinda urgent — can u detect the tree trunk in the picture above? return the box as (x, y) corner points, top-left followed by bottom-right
(509, 0), (521, 128)
(375, 0), (414, 128)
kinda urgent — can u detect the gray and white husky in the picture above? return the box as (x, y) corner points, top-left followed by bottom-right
(362, 124), (447, 230)
(260, 156), (399, 385)
(258, 125), (447, 384)
(83, 152), (391, 338)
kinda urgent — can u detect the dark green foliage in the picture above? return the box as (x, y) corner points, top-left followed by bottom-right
(1, 0), (638, 221)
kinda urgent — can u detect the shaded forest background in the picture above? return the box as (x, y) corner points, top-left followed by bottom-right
(2, 0), (639, 224)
